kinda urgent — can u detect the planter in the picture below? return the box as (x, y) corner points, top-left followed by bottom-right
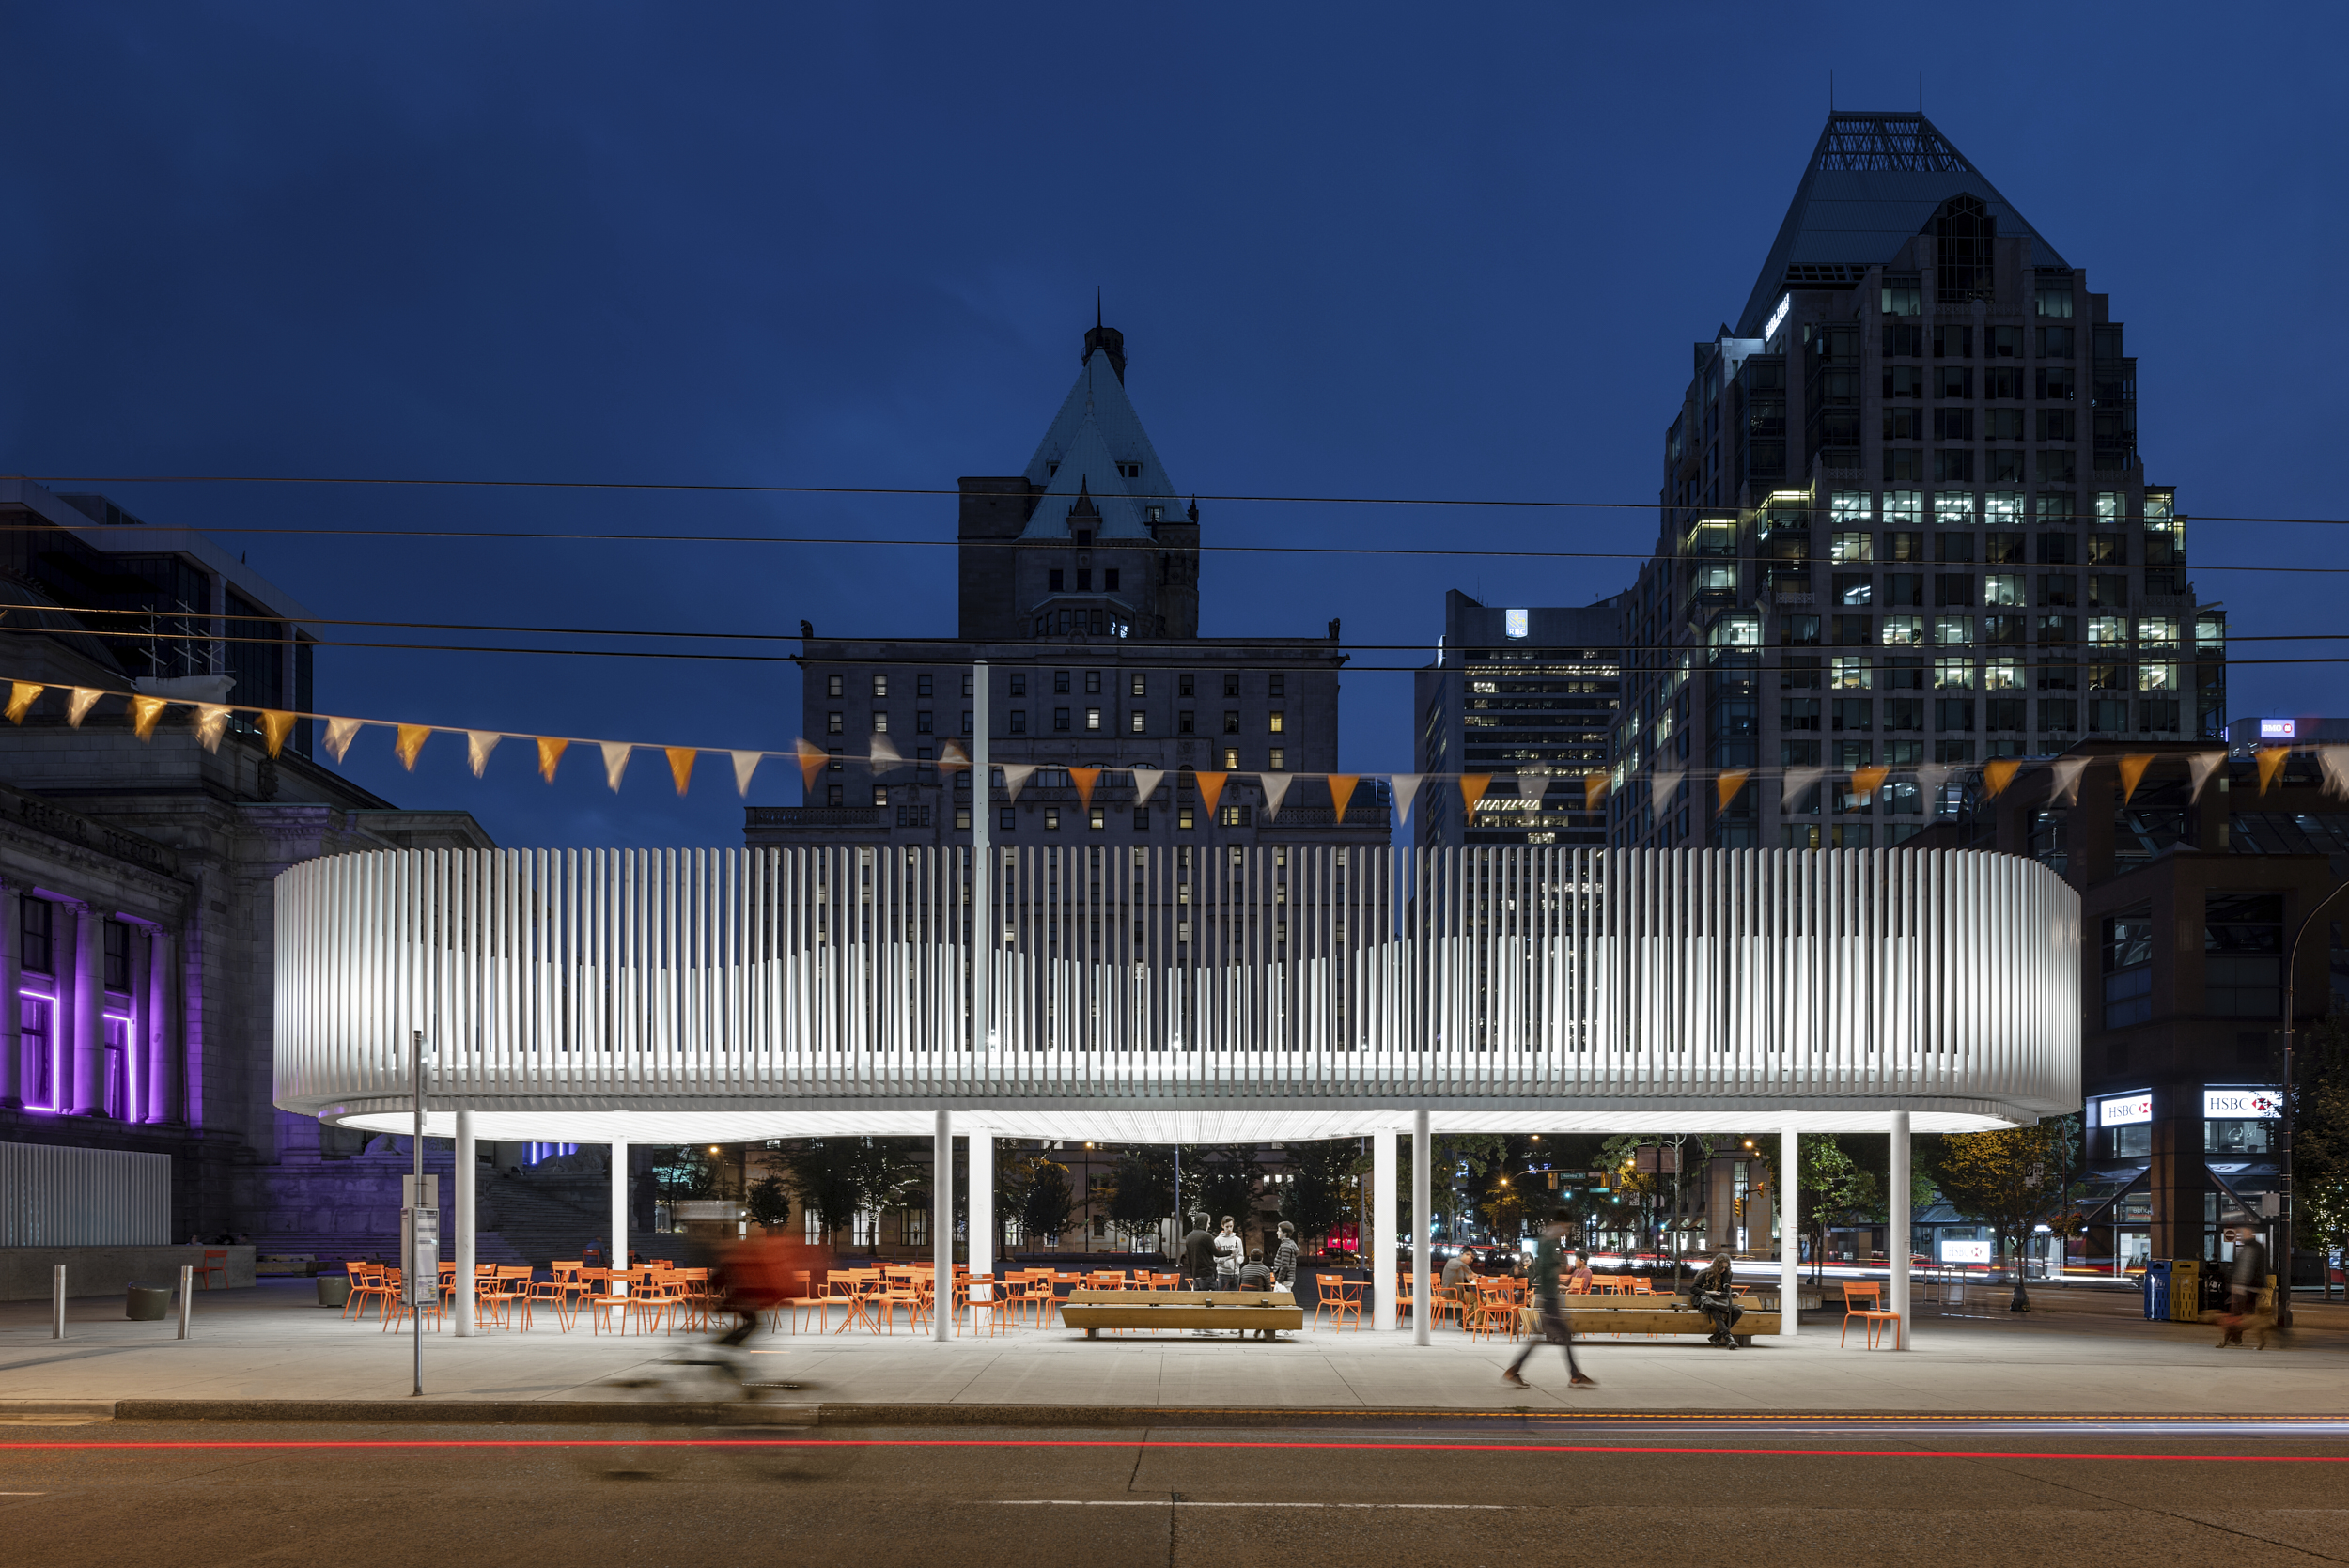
(316, 1275), (351, 1309)
(126, 1283), (170, 1321)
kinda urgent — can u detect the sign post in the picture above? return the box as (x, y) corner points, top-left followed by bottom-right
(407, 1029), (434, 1396)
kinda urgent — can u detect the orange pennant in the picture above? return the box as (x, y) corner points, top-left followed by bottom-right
(1327, 774), (1359, 822)
(796, 738), (828, 789)
(1193, 769), (1227, 816)
(1583, 773), (1610, 812)
(537, 737), (568, 784)
(1460, 773), (1492, 818)
(259, 710), (298, 758)
(1069, 767), (1100, 812)
(1983, 758), (2021, 798)
(1716, 770), (1750, 813)
(2256, 747), (2290, 795)
(2118, 753), (2155, 804)
(939, 740), (969, 774)
(130, 695), (165, 741)
(665, 747), (696, 796)
(6, 682), (40, 723)
(395, 724), (428, 770)
(1851, 766), (1888, 802)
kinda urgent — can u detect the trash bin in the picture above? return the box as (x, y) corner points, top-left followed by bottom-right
(2141, 1259), (2170, 1320)
(126, 1283), (171, 1321)
(317, 1273), (351, 1309)
(2170, 1258), (2203, 1322)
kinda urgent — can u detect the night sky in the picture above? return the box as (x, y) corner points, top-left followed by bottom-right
(4, 6), (2340, 849)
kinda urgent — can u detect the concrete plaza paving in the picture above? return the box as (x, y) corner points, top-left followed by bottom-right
(3, 1279), (2344, 1417)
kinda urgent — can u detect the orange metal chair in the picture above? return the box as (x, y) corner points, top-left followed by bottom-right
(1841, 1281), (1902, 1349)
(193, 1250), (229, 1290)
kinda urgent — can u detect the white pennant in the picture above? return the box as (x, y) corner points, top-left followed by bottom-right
(1652, 769), (1683, 813)
(67, 688), (102, 727)
(324, 717), (362, 763)
(1781, 767), (1824, 812)
(1259, 772), (1294, 818)
(466, 731), (501, 778)
(1916, 763), (1952, 815)
(194, 704), (231, 753)
(600, 741), (630, 792)
(2187, 750), (2225, 801)
(1388, 773), (1423, 826)
(732, 751), (762, 796)
(2047, 756), (2089, 806)
(868, 735), (902, 771)
(2320, 746), (2349, 803)
(1002, 763), (1035, 802)
(1130, 767), (1164, 803)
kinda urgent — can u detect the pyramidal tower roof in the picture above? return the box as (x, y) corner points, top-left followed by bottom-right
(1735, 111), (2068, 337)
(1018, 324), (1178, 541)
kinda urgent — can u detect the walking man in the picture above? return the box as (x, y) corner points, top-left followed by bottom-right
(1502, 1211), (1596, 1389)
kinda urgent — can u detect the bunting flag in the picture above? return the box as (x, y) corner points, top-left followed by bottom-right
(131, 695), (166, 742)
(795, 738), (827, 788)
(466, 731), (500, 778)
(1259, 772), (1294, 819)
(395, 724), (428, 770)
(1327, 773), (1360, 823)
(1131, 767), (1164, 804)
(1983, 757), (2022, 798)
(7, 682), (39, 722)
(1781, 767), (1823, 810)
(731, 750), (761, 796)
(1715, 770), (1750, 813)
(1069, 766), (1099, 812)
(538, 736), (569, 784)
(2320, 746), (2349, 803)
(1002, 763), (1036, 802)
(665, 747), (695, 796)
(939, 741), (969, 774)
(324, 717), (361, 763)
(600, 741), (630, 792)
(1849, 766), (1887, 804)
(1459, 772), (1492, 819)
(1194, 769), (1228, 815)
(1583, 772), (1609, 812)
(2186, 749), (2223, 802)
(1652, 769), (1683, 815)
(1389, 773), (1423, 826)
(260, 710), (299, 759)
(195, 705), (231, 753)
(2256, 747), (2290, 795)
(2048, 756), (2090, 807)
(869, 735), (902, 771)
(67, 688), (102, 727)
(2118, 753), (2155, 805)
(1917, 762), (1952, 812)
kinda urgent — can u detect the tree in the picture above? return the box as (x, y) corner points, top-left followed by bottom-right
(1278, 1141), (1358, 1250)
(745, 1174), (792, 1233)
(653, 1144), (719, 1206)
(1929, 1117), (2079, 1296)
(1433, 1133), (1506, 1246)
(1182, 1144), (1261, 1232)
(1001, 1152), (1074, 1249)
(2289, 1018), (2349, 1290)
(1104, 1147), (1175, 1252)
(780, 1137), (925, 1253)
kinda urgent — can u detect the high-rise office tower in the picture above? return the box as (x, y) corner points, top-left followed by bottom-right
(1610, 112), (2224, 850)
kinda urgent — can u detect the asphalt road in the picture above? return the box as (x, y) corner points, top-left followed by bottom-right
(5, 1420), (2348, 1565)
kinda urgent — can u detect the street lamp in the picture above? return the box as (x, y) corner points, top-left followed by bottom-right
(2279, 877), (2349, 1330)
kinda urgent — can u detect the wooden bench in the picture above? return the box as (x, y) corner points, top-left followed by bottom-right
(1541, 1296), (1781, 1346)
(1059, 1289), (1304, 1339)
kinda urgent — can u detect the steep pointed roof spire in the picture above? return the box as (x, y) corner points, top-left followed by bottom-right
(1082, 304), (1127, 383)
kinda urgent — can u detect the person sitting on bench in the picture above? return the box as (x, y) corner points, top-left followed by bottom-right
(1689, 1253), (1745, 1348)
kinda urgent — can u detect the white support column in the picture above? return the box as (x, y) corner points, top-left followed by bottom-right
(611, 1138), (630, 1295)
(1373, 1125), (1398, 1331)
(972, 660), (989, 1052)
(969, 1132), (994, 1281)
(1411, 1109), (1431, 1346)
(932, 1110), (954, 1342)
(454, 1108), (477, 1337)
(1889, 1109), (1911, 1350)
(1780, 1120), (1800, 1338)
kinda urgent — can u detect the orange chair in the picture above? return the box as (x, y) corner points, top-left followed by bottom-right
(193, 1250), (229, 1290)
(1315, 1275), (1364, 1331)
(342, 1262), (385, 1321)
(1841, 1281), (1902, 1349)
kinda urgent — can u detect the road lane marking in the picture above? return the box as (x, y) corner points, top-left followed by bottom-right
(996, 1500), (1511, 1509)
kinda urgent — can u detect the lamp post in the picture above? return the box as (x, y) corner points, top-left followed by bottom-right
(2279, 877), (2349, 1331)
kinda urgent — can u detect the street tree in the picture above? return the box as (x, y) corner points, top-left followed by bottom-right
(1105, 1147), (1175, 1253)
(1929, 1116), (2080, 1300)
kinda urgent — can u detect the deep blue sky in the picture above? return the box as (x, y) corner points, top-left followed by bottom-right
(4, 5), (2341, 848)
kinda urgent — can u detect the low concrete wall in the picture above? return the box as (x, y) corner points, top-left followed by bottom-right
(1, 1245), (257, 1300)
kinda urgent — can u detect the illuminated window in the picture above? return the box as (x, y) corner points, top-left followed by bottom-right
(1268, 749), (1285, 770)
(1222, 748), (1240, 770)
(1934, 658), (1975, 691)
(1129, 710), (1145, 734)
(1085, 707), (1101, 731)
(1268, 711), (1284, 733)
(826, 675), (844, 698)
(872, 675), (888, 697)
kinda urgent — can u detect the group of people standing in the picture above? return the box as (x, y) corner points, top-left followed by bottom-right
(1178, 1211), (1299, 1295)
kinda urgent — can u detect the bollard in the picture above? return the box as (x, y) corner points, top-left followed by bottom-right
(52, 1265), (66, 1340)
(178, 1265), (193, 1340)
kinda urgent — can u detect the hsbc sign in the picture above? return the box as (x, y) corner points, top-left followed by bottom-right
(2097, 1094), (2154, 1127)
(2205, 1088), (2280, 1120)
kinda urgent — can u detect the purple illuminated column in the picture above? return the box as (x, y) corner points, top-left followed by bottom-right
(145, 929), (177, 1124)
(0, 879), (19, 1109)
(70, 902), (100, 1116)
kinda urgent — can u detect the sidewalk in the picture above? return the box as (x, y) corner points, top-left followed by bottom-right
(3, 1280), (2342, 1418)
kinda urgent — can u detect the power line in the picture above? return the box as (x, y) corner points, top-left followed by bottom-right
(15, 474), (2349, 530)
